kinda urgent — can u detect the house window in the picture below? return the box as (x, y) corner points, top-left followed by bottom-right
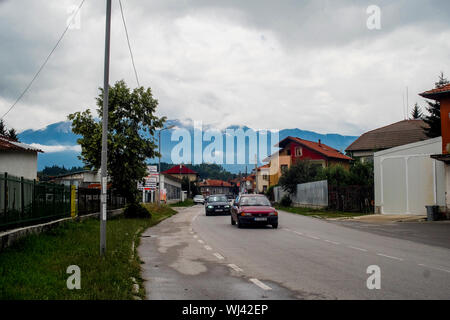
(263, 186), (267, 193)
(262, 174), (268, 181)
(281, 165), (288, 173)
(295, 147), (303, 157)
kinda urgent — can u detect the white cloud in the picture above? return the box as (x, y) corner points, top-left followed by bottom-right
(29, 143), (81, 153)
(0, 0), (449, 136)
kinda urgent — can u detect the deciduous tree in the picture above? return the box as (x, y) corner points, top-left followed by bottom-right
(68, 80), (165, 204)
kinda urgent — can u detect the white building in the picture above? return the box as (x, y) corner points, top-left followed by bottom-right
(0, 136), (42, 180)
(159, 173), (182, 204)
(51, 170), (101, 188)
(374, 137), (446, 215)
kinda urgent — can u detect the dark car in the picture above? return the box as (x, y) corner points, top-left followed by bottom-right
(231, 194), (278, 229)
(205, 195), (231, 216)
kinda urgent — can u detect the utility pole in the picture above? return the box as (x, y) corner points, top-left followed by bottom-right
(100, 0), (112, 256)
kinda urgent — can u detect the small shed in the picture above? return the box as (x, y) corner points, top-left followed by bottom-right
(374, 137), (446, 215)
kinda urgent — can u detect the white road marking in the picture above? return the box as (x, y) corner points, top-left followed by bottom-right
(377, 253), (403, 261)
(307, 235), (320, 240)
(228, 264), (243, 272)
(418, 264), (450, 274)
(204, 245), (212, 251)
(293, 231), (303, 236)
(198, 239), (204, 244)
(348, 246), (368, 252)
(324, 240), (340, 245)
(249, 278), (272, 291)
(283, 228), (292, 232)
(193, 235), (198, 239)
(213, 253), (225, 260)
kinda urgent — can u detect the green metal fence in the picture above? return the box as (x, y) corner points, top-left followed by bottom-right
(0, 173), (71, 231)
(0, 172), (125, 231)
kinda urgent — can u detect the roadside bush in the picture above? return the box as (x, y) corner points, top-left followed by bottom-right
(123, 203), (151, 219)
(280, 195), (292, 207)
(266, 185), (277, 201)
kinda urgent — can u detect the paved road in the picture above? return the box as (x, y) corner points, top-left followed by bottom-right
(138, 205), (450, 300)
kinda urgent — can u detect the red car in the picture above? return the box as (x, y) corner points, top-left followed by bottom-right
(231, 194), (278, 229)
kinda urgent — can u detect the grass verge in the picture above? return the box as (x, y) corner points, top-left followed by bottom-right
(275, 205), (370, 219)
(169, 198), (195, 207)
(0, 204), (176, 300)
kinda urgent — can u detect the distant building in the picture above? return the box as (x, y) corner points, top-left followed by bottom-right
(0, 136), (43, 180)
(345, 120), (429, 163)
(265, 136), (352, 186)
(159, 173), (182, 204)
(161, 164), (198, 182)
(51, 170), (101, 188)
(255, 164), (270, 193)
(198, 179), (233, 197)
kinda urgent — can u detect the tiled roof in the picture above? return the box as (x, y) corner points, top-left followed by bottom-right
(162, 164), (198, 175)
(198, 179), (232, 187)
(278, 136), (352, 161)
(345, 120), (429, 152)
(0, 136), (43, 153)
(420, 83), (450, 99)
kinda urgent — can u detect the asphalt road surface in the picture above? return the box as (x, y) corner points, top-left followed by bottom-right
(138, 205), (450, 300)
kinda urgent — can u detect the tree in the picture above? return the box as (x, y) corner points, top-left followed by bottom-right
(68, 80), (165, 205)
(0, 119), (6, 136)
(0, 119), (19, 141)
(410, 103), (423, 120)
(278, 160), (320, 195)
(423, 72), (449, 138)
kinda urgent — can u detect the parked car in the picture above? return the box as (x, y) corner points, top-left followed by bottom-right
(205, 194), (231, 216)
(193, 195), (205, 205)
(231, 194), (278, 229)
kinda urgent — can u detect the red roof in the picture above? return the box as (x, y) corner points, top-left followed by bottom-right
(278, 136), (352, 161)
(0, 136), (43, 153)
(198, 179), (232, 187)
(162, 164), (198, 175)
(420, 83), (450, 99)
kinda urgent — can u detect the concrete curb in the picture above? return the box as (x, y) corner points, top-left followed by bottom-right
(0, 208), (124, 251)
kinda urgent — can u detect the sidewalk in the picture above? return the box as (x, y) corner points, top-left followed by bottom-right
(328, 214), (427, 223)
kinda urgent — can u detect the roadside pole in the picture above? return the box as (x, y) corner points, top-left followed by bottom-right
(100, 0), (112, 256)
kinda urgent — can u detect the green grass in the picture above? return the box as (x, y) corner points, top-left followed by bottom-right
(275, 205), (370, 219)
(0, 204), (176, 300)
(169, 198), (195, 207)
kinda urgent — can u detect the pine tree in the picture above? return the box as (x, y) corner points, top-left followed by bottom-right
(410, 103), (423, 120)
(0, 119), (6, 136)
(7, 128), (18, 141)
(423, 72), (449, 138)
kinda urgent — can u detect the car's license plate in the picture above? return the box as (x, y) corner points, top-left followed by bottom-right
(215, 209), (223, 212)
(254, 217), (267, 221)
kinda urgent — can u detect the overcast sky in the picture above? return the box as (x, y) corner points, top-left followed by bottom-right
(0, 0), (449, 135)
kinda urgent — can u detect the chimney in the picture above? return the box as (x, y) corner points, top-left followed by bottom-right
(318, 139), (321, 146)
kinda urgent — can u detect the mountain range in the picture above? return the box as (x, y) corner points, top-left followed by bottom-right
(18, 120), (358, 173)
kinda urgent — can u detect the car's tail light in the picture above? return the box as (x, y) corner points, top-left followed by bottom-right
(241, 212), (252, 216)
(269, 211), (278, 216)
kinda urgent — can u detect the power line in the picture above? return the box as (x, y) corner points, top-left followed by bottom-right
(0, 0), (87, 120)
(119, 0), (140, 87)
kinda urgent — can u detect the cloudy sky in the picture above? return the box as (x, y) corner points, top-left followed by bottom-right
(0, 0), (449, 136)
